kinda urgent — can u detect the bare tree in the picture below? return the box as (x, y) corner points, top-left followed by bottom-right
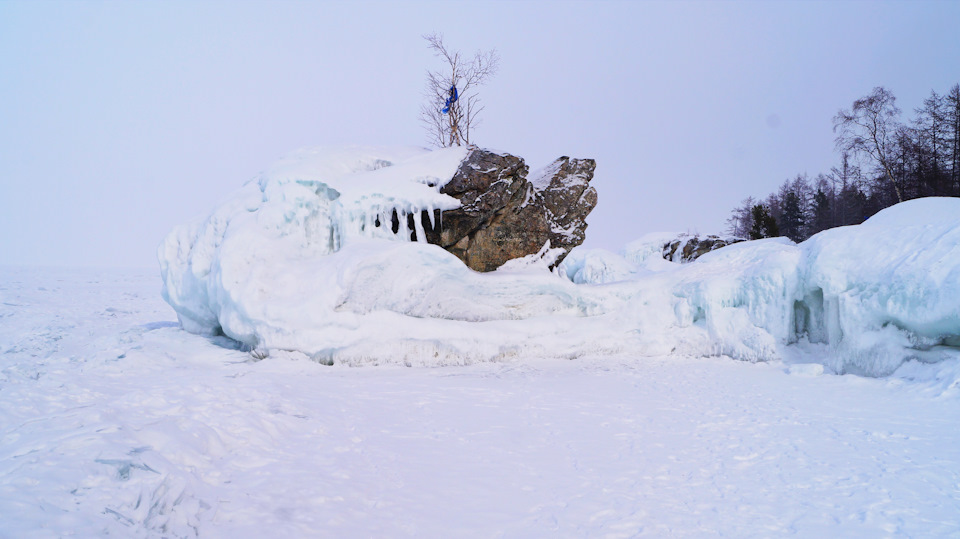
(833, 86), (905, 202)
(947, 83), (960, 195)
(914, 90), (948, 175)
(725, 196), (755, 238)
(419, 33), (499, 147)
(827, 152), (861, 226)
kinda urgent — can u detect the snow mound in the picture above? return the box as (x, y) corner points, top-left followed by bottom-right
(159, 147), (960, 377)
(620, 231), (677, 265)
(558, 248), (638, 284)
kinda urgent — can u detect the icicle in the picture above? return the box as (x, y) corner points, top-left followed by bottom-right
(330, 204), (341, 253)
(413, 206), (427, 243)
(398, 208), (409, 240)
(426, 204), (436, 230)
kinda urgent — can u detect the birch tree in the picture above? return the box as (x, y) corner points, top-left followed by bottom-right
(419, 33), (499, 147)
(833, 86), (905, 202)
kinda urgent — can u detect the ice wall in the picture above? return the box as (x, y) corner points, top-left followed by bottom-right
(561, 199), (960, 375)
(797, 198), (960, 375)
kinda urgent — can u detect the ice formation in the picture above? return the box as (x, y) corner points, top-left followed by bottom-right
(159, 146), (960, 376)
(159, 146), (467, 335)
(797, 198), (960, 375)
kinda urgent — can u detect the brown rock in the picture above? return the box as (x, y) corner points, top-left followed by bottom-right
(419, 148), (598, 272)
(536, 156), (598, 252)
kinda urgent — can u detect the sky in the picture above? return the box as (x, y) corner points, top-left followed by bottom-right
(1, 0), (959, 269)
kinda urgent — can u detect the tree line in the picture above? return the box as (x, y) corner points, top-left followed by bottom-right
(727, 83), (960, 242)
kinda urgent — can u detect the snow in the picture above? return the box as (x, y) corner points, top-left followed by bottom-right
(556, 232), (682, 284)
(528, 158), (563, 191)
(558, 247), (640, 284)
(2, 266), (959, 537)
(6, 146), (960, 536)
(620, 231), (679, 266)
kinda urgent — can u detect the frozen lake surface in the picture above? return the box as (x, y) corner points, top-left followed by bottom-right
(1, 267), (958, 537)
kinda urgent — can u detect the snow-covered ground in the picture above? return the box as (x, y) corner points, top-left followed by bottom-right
(2, 266), (958, 537)
(4, 148), (959, 536)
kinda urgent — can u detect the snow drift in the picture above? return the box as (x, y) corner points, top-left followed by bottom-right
(159, 146), (960, 376)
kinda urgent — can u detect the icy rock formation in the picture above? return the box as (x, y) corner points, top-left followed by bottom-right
(430, 149), (597, 271)
(158, 144), (960, 377)
(158, 145), (597, 343)
(662, 234), (743, 263)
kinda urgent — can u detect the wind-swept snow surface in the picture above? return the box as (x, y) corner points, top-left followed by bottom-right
(1, 267), (959, 537)
(159, 145), (960, 377)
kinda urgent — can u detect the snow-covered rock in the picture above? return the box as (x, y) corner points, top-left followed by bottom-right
(158, 145), (960, 376)
(661, 233), (743, 263)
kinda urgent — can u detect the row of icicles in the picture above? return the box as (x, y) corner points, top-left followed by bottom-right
(334, 204), (446, 249)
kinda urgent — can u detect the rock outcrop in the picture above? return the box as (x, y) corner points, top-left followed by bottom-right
(420, 148), (597, 272)
(662, 234), (743, 263)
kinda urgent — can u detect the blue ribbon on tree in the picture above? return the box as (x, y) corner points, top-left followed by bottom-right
(441, 85), (458, 114)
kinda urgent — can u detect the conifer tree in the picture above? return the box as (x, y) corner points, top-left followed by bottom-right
(749, 204), (779, 239)
(778, 191), (805, 242)
(811, 188), (832, 235)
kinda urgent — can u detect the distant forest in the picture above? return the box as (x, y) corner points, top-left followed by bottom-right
(727, 83), (960, 242)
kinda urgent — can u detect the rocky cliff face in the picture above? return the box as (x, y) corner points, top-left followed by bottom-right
(418, 148), (597, 272)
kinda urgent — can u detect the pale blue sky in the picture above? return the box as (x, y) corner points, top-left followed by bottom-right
(2, 0), (958, 268)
